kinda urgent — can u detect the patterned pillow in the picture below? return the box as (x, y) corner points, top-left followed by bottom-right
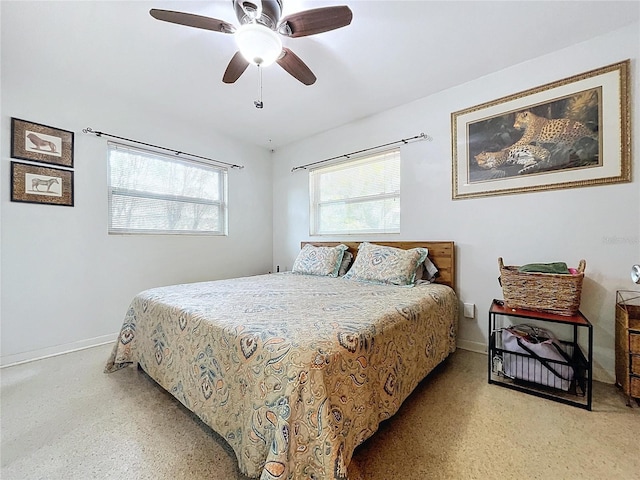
(343, 242), (428, 286)
(292, 244), (348, 277)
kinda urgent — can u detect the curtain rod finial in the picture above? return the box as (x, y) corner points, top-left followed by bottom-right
(420, 132), (433, 142)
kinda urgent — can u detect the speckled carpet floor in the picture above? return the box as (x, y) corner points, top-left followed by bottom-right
(1, 343), (638, 480)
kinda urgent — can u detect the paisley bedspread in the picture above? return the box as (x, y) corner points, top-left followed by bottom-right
(105, 273), (458, 480)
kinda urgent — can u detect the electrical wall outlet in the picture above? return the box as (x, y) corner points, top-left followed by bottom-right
(463, 302), (475, 319)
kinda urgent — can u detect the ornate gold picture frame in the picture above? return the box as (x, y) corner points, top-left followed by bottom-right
(451, 60), (630, 199)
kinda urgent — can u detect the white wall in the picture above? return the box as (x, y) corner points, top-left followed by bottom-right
(1, 43), (273, 365)
(272, 23), (640, 382)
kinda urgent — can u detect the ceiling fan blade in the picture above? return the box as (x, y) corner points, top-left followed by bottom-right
(223, 51), (250, 84)
(278, 6), (352, 38)
(276, 48), (316, 85)
(150, 9), (236, 34)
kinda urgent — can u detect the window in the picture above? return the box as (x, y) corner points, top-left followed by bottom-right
(108, 142), (228, 235)
(309, 149), (400, 235)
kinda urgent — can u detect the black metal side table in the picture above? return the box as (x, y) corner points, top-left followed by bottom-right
(488, 300), (593, 410)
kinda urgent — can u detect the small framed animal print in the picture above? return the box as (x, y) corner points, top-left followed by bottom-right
(451, 60), (630, 199)
(11, 161), (74, 207)
(11, 118), (74, 168)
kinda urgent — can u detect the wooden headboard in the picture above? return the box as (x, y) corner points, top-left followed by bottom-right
(301, 241), (456, 291)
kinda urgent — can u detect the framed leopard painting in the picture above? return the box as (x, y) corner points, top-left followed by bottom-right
(451, 60), (630, 199)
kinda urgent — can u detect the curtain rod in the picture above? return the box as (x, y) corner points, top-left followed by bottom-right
(82, 127), (244, 169)
(291, 132), (432, 172)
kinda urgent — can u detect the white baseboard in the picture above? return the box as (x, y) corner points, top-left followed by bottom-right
(0, 334), (117, 368)
(457, 339), (487, 354)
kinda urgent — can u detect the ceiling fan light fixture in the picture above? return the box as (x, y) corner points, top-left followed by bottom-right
(150, 2), (353, 85)
(235, 23), (282, 67)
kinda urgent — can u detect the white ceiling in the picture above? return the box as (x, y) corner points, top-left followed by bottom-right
(3, 1), (639, 149)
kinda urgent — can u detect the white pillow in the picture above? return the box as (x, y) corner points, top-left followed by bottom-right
(423, 257), (439, 280)
(416, 257), (440, 283)
(338, 251), (354, 276)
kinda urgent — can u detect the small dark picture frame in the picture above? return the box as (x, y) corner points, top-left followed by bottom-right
(11, 161), (74, 207)
(11, 118), (74, 168)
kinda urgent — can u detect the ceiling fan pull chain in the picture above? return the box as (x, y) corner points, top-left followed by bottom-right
(254, 65), (264, 109)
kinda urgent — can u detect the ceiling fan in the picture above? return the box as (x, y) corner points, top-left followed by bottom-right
(150, 0), (353, 86)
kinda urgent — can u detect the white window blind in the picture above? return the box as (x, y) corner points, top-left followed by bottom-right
(309, 148), (400, 235)
(108, 142), (228, 235)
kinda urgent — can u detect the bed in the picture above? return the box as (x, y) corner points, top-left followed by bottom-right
(105, 241), (457, 480)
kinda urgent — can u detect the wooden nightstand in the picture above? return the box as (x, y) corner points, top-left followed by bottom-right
(615, 291), (640, 406)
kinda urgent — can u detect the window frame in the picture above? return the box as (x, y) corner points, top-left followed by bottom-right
(107, 142), (228, 236)
(309, 148), (401, 236)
